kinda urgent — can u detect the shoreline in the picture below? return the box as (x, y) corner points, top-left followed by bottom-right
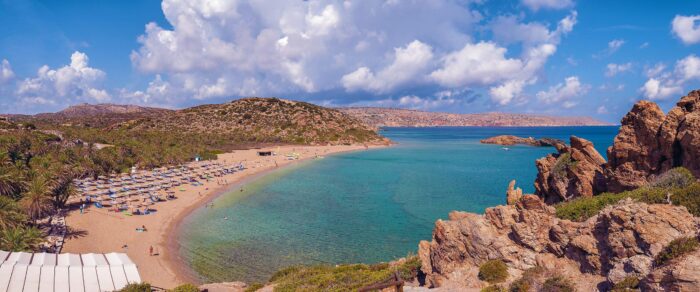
(62, 144), (386, 289)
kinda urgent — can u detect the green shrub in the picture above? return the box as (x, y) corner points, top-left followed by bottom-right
(119, 283), (152, 292)
(541, 276), (575, 292)
(654, 237), (700, 266)
(552, 153), (575, 178)
(169, 283), (199, 292)
(611, 276), (640, 291)
(482, 285), (507, 292)
(650, 167), (696, 189)
(509, 266), (545, 292)
(478, 260), (509, 284)
(269, 256), (422, 292)
(244, 283), (264, 292)
(669, 184), (700, 216)
(556, 185), (670, 222)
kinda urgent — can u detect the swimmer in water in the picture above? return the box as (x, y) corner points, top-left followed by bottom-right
(224, 216), (228, 220)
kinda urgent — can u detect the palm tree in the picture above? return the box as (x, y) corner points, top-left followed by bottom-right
(20, 176), (52, 223)
(0, 226), (43, 251)
(0, 196), (26, 230)
(50, 175), (77, 209)
(0, 166), (22, 199)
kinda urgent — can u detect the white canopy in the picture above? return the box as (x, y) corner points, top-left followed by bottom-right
(0, 250), (141, 292)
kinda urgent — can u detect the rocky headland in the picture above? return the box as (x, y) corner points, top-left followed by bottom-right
(417, 90), (700, 291)
(480, 135), (565, 147)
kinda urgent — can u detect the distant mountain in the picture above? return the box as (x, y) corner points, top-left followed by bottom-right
(118, 98), (385, 145)
(27, 103), (172, 127)
(338, 107), (612, 127)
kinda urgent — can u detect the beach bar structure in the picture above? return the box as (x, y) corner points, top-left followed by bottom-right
(0, 251), (141, 292)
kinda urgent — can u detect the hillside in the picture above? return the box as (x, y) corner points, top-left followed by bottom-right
(339, 107), (611, 127)
(120, 98), (384, 145)
(28, 103), (171, 127)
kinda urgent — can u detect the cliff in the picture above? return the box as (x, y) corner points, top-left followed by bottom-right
(339, 107), (611, 127)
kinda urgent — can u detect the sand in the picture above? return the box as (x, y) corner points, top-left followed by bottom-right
(62, 144), (380, 289)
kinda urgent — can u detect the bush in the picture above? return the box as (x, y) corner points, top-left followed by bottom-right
(650, 167), (696, 189)
(669, 184), (700, 216)
(509, 266), (545, 292)
(119, 283), (152, 292)
(243, 283), (264, 292)
(478, 260), (509, 284)
(654, 237), (700, 266)
(541, 276), (575, 292)
(169, 283), (199, 292)
(481, 285), (507, 292)
(555, 185), (671, 222)
(611, 276), (640, 291)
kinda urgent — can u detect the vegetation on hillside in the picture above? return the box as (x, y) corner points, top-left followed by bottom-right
(124, 98), (382, 145)
(555, 167), (700, 221)
(267, 256), (421, 292)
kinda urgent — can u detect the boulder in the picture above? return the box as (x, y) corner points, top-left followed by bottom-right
(642, 249), (700, 291)
(534, 136), (607, 203)
(418, 197), (699, 289)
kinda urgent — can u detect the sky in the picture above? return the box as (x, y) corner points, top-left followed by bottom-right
(1, 0), (699, 123)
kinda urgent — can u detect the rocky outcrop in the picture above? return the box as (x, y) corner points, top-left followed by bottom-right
(480, 135), (565, 147)
(505, 180), (523, 205)
(642, 249), (700, 291)
(534, 136), (607, 203)
(418, 197), (699, 290)
(607, 90), (700, 192)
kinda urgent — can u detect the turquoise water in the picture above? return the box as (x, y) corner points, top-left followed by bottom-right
(177, 126), (618, 283)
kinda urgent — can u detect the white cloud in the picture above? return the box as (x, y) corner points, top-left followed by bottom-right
(674, 54), (700, 82)
(430, 41), (523, 87)
(607, 39), (625, 54)
(640, 78), (682, 100)
(489, 80), (528, 105)
(605, 62), (632, 77)
(536, 76), (589, 105)
(342, 40), (433, 93)
(1, 59), (14, 83)
(645, 63), (666, 78)
(15, 51), (110, 105)
(521, 0), (574, 11)
(130, 0), (483, 101)
(672, 15), (700, 45)
(597, 105), (608, 114)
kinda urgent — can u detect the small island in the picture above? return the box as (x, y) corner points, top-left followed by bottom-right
(480, 135), (565, 147)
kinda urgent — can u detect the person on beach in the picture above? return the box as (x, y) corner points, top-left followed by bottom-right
(149, 246), (153, 256)
(80, 204), (84, 214)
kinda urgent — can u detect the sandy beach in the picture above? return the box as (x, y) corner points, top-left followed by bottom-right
(62, 144), (380, 289)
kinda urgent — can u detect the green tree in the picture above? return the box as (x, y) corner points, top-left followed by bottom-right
(0, 196), (26, 230)
(20, 176), (52, 223)
(50, 175), (77, 209)
(0, 226), (43, 251)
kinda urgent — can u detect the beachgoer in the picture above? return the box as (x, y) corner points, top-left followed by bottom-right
(79, 204), (84, 214)
(149, 246), (153, 256)
(142, 225), (147, 231)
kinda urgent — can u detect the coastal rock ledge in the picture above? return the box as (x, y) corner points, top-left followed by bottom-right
(418, 196), (700, 290)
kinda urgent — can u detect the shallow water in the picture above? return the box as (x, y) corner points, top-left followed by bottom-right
(177, 126), (618, 283)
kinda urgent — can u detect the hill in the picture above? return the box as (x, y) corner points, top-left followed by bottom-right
(120, 98), (384, 145)
(27, 103), (172, 127)
(339, 107), (611, 127)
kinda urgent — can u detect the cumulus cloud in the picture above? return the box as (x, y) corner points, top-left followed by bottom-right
(521, 0), (574, 11)
(605, 62), (632, 77)
(640, 78), (682, 100)
(639, 54), (700, 100)
(1, 59), (14, 83)
(15, 51), (111, 108)
(342, 40), (433, 93)
(672, 15), (700, 44)
(536, 76), (589, 107)
(130, 0), (483, 102)
(430, 42), (523, 87)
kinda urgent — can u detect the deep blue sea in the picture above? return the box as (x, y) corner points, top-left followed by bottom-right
(177, 126), (619, 283)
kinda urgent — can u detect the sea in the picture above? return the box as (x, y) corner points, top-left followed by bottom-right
(176, 126), (619, 283)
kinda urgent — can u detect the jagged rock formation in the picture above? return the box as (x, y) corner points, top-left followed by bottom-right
(534, 90), (700, 201)
(534, 136), (607, 203)
(607, 90), (700, 192)
(506, 180), (523, 205)
(642, 249), (700, 291)
(418, 197), (699, 290)
(480, 135), (565, 147)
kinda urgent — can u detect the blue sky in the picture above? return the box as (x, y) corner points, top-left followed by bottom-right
(1, 0), (699, 123)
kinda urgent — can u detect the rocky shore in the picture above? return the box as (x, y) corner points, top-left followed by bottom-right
(416, 90), (700, 291)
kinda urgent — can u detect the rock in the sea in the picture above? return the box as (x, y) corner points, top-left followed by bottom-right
(607, 90), (700, 192)
(480, 135), (565, 147)
(418, 197), (698, 290)
(534, 136), (607, 203)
